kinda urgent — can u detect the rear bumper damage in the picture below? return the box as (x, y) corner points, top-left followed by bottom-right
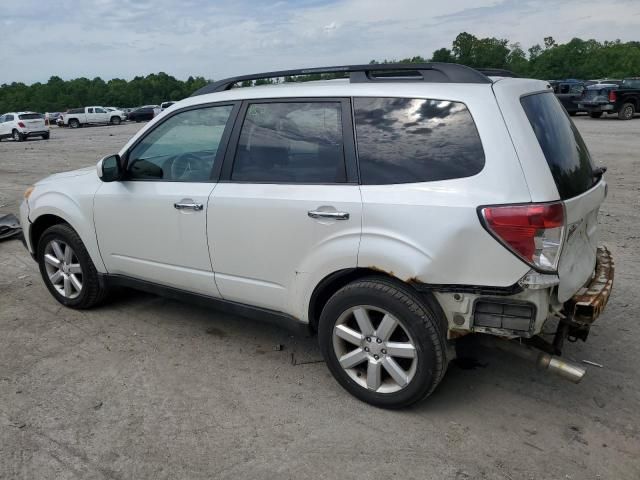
(448, 247), (614, 383)
(564, 246), (614, 325)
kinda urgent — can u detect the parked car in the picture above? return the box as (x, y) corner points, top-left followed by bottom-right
(19, 64), (614, 408)
(46, 112), (62, 124)
(160, 101), (176, 111)
(126, 106), (158, 122)
(549, 80), (585, 115)
(578, 79), (640, 120)
(61, 106), (126, 128)
(0, 112), (49, 141)
(588, 79), (623, 86)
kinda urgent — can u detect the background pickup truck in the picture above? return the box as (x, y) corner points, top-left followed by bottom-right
(62, 106), (126, 128)
(578, 78), (640, 120)
(549, 80), (586, 115)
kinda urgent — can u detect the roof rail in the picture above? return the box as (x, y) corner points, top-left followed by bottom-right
(191, 63), (493, 96)
(476, 68), (519, 78)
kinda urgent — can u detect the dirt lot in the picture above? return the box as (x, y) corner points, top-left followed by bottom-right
(1, 119), (639, 479)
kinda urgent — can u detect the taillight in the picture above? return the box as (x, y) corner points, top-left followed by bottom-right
(609, 90), (617, 102)
(18, 121), (26, 128)
(480, 203), (565, 272)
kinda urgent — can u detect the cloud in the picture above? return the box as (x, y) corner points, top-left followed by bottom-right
(0, 0), (638, 84)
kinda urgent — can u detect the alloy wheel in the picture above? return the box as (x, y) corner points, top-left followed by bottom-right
(43, 239), (83, 299)
(332, 305), (418, 394)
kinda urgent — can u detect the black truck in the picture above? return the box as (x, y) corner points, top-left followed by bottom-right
(549, 80), (585, 115)
(578, 78), (640, 120)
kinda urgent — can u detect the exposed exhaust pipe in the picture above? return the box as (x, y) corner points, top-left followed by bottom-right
(480, 336), (586, 383)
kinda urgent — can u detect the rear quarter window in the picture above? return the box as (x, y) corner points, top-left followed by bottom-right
(353, 97), (485, 185)
(520, 92), (595, 199)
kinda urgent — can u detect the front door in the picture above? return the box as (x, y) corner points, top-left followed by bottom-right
(94, 103), (237, 296)
(208, 99), (362, 316)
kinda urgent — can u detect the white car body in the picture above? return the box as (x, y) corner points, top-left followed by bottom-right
(22, 76), (605, 329)
(0, 112), (49, 141)
(20, 65), (613, 405)
(62, 106), (125, 127)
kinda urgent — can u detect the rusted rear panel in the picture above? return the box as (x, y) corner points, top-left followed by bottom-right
(565, 246), (614, 325)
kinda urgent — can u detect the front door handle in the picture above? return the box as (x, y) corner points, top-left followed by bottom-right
(174, 202), (203, 211)
(308, 210), (350, 220)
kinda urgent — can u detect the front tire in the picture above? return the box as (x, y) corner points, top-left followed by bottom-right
(618, 102), (635, 120)
(42, 133), (50, 140)
(37, 224), (108, 309)
(69, 119), (80, 128)
(318, 277), (448, 408)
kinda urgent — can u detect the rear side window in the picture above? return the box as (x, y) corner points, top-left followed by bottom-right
(232, 102), (346, 183)
(353, 97), (485, 185)
(521, 92), (595, 199)
(18, 113), (43, 120)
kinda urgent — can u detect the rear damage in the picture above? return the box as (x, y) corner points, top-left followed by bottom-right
(432, 77), (615, 382)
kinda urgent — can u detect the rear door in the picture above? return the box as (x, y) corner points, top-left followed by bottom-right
(86, 107), (97, 124)
(208, 98), (361, 317)
(494, 81), (605, 301)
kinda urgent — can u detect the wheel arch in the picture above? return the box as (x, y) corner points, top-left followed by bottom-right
(30, 214), (71, 253)
(29, 199), (106, 273)
(307, 268), (448, 334)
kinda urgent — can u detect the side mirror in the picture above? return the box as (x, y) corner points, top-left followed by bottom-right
(97, 154), (123, 182)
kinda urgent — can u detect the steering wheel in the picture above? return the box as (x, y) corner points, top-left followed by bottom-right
(170, 152), (202, 180)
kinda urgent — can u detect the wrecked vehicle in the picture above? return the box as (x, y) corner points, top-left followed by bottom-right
(19, 64), (614, 408)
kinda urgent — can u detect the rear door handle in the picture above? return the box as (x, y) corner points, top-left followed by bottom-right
(174, 202), (203, 211)
(308, 210), (350, 220)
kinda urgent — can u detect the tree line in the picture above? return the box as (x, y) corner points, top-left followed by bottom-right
(1, 33), (639, 113)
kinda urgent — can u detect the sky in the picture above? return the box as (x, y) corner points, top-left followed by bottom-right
(1, 0), (639, 85)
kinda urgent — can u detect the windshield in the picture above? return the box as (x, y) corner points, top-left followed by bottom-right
(521, 92), (596, 199)
(18, 113), (44, 120)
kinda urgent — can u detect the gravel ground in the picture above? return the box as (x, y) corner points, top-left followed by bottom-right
(1, 118), (639, 479)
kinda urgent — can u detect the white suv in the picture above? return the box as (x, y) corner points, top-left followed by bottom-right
(19, 64), (614, 408)
(0, 112), (50, 141)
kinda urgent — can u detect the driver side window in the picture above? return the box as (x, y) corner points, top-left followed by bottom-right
(127, 105), (234, 182)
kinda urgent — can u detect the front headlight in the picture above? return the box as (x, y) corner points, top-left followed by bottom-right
(24, 185), (35, 199)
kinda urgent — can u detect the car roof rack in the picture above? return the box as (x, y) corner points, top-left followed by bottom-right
(476, 68), (519, 78)
(191, 63), (493, 96)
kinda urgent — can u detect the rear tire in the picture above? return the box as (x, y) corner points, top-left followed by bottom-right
(318, 277), (448, 408)
(12, 129), (24, 142)
(618, 102), (635, 120)
(110, 116), (121, 125)
(569, 111), (577, 116)
(37, 224), (108, 309)
(42, 133), (50, 140)
(590, 112), (603, 118)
